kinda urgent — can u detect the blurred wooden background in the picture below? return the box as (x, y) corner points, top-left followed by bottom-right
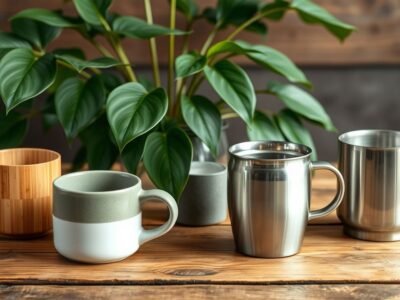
(0, 0), (399, 160)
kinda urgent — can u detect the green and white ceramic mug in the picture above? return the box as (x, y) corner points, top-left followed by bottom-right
(52, 171), (178, 263)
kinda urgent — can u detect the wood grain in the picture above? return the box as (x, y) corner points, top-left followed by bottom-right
(1, 284), (399, 300)
(0, 0), (399, 65)
(0, 149), (61, 238)
(0, 225), (399, 284)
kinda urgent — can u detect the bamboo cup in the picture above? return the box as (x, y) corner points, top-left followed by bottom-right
(0, 148), (61, 238)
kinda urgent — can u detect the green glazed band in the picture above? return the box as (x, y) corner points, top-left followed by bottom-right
(53, 171), (142, 223)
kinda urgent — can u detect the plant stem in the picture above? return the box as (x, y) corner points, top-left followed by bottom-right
(144, 0), (161, 87)
(168, 0), (177, 115)
(226, 8), (286, 41)
(56, 60), (91, 79)
(99, 15), (137, 82)
(200, 27), (218, 55)
(90, 37), (114, 58)
(222, 112), (239, 120)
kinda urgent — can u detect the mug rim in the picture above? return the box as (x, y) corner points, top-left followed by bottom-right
(339, 129), (400, 150)
(53, 170), (140, 196)
(229, 140), (312, 162)
(189, 161), (226, 177)
(0, 147), (61, 167)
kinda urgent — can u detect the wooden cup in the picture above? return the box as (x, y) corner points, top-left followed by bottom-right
(0, 148), (61, 238)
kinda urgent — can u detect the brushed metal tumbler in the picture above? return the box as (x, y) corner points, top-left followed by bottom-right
(228, 141), (345, 258)
(338, 130), (400, 241)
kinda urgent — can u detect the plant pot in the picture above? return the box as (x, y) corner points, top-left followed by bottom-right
(177, 161), (227, 226)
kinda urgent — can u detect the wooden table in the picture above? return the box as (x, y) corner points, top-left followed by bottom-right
(1, 170), (400, 299)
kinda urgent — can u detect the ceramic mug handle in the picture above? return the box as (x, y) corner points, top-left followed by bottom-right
(138, 189), (178, 245)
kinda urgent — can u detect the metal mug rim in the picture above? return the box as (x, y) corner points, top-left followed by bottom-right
(338, 129), (400, 150)
(228, 140), (312, 162)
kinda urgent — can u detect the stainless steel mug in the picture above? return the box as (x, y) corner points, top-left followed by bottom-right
(338, 130), (400, 241)
(228, 141), (345, 258)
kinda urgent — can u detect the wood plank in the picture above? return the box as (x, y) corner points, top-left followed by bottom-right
(0, 225), (399, 284)
(1, 0), (399, 65)
(1, 284), (400, 300)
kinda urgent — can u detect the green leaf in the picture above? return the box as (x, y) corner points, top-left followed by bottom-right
(266, 82), (336, 131)
(175, 52), (206, 78)
(291, 0), (355, 41)
(55, 76), (105, 139)
(237, 41), (310, 87)
(216, 0), (260, 27)
(175, 0), (198, 20)
(260, 0), (290, 20)
(71, 146), (87, 172)
(107, 83), (168, 151)
(0, 32), (31, 51)
(11, 8), (78, 28)
(0, 111), (28, 149)
(275, 109), (317, 160)
(207, 40), (250, 57)
(247, 110), (284, 141)
(73, 0), (111, 26)
(11, 19), (61, 49)
(80, 116), (118, 170)
(56, 54), (121, 73)
(98, 72), (124, 92)
(113, 16), (186, 39)
(181, 95), (221, 158)
(121, 134), (147, 174)
(207, 40), (310, 86)
(204, 60), (255, 124)
(0, 49), (57, 113)
(42, 95), (59, 131)
(143, 127), (192, 200)
(53, 48), (86, 59)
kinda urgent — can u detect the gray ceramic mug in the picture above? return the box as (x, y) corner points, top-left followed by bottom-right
(53, 171), (178, 263)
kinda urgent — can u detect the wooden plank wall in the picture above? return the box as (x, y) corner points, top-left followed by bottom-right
(0, 0), (399, 66)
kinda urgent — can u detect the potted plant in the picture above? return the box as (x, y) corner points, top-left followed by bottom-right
(0, 0), (354, 200)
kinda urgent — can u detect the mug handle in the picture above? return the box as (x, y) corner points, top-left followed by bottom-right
(138, 189), (178, 245)
(309, 161), (345, 221)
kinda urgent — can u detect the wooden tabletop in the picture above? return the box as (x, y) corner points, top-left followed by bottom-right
(1, 169), (400, 299)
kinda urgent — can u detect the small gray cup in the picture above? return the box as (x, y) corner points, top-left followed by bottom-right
(178, 162), (227, 226)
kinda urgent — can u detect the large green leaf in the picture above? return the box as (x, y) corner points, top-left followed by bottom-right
(247, 110), (284, 141)
(216, 0), (260, 27)
(0, 49), (56, 113)
(11, 19), (61, 49)
(55, 76), (105, 139)
(237, 41), (310, 87)
(0, 111), (28, 149)
(275, 109), (317, 160)
(175, 52), (206, 78)
(73, 0), (112, 26)
(11, 8), (78, 28)
(0, 32), (31, 50)
(266, 82), (335, 131)
(113, 16), (186, 39)
(204, 60), (255, 124)
(121, 134), (147, 174)
(207, 40), (310, 87)
(181, 95), (221, 158)
(143, 127), (192, 200)
(175, 0), (198, 20)
(80, 116), (118, 170)
(291, 0), (355, 41)
(260, 0), (290, 20)
(107, 83), (168, 151)
(56, 54), (121, 73)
